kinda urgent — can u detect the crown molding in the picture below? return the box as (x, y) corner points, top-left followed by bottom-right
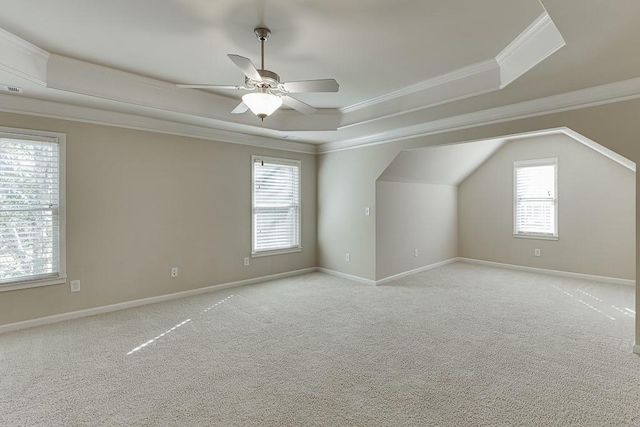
(318, 76), (640, 153)
(45, 54), (340, 133)
(338, 60), (500, 130)
(340, 59), (498, 114)
(0, 94), (317, 154)
(0, 27), (49, 60)
(3, 74), (639, 159)
(560, 128), (635, 172)
(496, 12), (552, 63)
(496, 12), (566, 88)
(337, 11), (564, 129)
(0, 13), (565, 143)
(0, 27), (49, 85)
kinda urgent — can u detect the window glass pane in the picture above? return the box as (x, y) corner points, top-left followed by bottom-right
(0, 137), (60, 283)
(515, 161), (556, 236)
(252, 158), (300, 253)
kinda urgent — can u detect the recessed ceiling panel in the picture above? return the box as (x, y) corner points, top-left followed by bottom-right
(0, 0), (544, 108)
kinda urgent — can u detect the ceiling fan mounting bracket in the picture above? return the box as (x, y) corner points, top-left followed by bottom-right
(254, 27), (271, 41)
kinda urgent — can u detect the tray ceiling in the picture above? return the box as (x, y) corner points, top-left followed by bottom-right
(0, 0), (638, 152)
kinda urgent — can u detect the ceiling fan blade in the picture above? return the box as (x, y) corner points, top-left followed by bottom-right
(228, 54), (262, 82)
(231, 102), (249, 114)
(176, 84), (247, 90)
(281, 95), (317, 115)
(283, 79), (339, 93)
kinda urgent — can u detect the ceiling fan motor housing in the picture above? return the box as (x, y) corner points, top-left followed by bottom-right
(245, 69), (282, 91)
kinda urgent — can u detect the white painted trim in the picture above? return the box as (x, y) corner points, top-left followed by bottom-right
(634, 345), (640, 355)
(562, 128), (635, 172)
(43, 53), (339, 134)
(375, 258), (458, 285)
(480, 127), (634, 171)
(496, 12), (565, 88)
(0, 277), (66, 293)
(318, 77), (640, 153)
(251, 156), (302, 255)
(512, 233), (559, 241)
(0, 94), (317, 154)
(0, 268), (316, 335)
(315, 267), (376, 286)
(0, 27), (49, 85)
(0, 16), (562, 148)
(513, 158), (558, 238)
(340, 60), (498, 114)
(497, 13), (551, 64)
(0, 27), (49, 60)
(0, 126), (67, 292)
(458, 257), (636, 287)
(337, 12), (563, 126)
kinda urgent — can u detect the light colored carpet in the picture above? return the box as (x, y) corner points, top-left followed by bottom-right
(1, 262), (639, 426)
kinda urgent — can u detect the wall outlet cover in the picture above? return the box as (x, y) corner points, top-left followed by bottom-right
(70, 280), (81, 292)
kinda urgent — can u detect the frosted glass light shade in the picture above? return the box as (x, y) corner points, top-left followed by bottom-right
(242, 92), (283, 119)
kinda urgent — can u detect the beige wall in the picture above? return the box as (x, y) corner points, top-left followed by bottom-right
(458, 134), (635, 279)
(0, 112), (316, 326)
(2, 97), (640, 346)
(316, 98), (640, 345)
(376, 181), (457, 280)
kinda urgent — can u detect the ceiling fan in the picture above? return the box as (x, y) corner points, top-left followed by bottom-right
(177, 27), (339, 120)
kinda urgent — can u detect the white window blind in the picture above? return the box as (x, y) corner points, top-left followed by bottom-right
(252, 156), (301, 254)
(0, 136), (62, 285)
(514, 159), (557, 237)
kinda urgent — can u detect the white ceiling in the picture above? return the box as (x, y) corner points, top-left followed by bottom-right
(0, 0), (638, 151)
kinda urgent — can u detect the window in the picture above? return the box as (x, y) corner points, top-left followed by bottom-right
(0, 129), (66, 291)
(252, 156), (301, 255)
(514, 158), (558, 239)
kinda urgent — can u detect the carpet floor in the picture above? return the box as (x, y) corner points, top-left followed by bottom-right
(1, 262), (639, 426)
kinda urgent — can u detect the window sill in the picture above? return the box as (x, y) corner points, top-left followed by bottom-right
(512, 233), (559, 241)
(0, 276), (67, 293)
(252, 247), (302, 258)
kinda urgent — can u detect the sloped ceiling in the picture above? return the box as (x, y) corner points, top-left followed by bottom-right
(378, 139), (506, 185)
(377, 128), (636, 186)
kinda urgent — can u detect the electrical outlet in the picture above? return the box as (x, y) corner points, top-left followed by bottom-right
(414, 248), (419, 257)
(243, 257), (250, 267)
(346, 253), (350, 262)
(534, 248), (541, 257)
(171, 267), (179, 277)
(70, 280), (81, 293)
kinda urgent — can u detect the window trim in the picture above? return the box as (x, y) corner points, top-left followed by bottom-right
(513, 158), (558, 240)
(0, 126), (66, 292)
(251, 155), (302, 257)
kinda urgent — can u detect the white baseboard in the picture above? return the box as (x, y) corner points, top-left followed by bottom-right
(634, 345), (640, 355)
(375, 258), (458, 285)
(315, 267), (376, 286)
(0, 267), (316, 335)
(458, 257), (636, 287)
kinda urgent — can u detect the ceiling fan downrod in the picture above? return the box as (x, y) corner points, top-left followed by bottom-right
(254, 27), (270, 71)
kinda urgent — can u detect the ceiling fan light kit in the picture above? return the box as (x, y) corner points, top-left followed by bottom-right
(177, 26), (339, 120)
(242, 88), (283, 120)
